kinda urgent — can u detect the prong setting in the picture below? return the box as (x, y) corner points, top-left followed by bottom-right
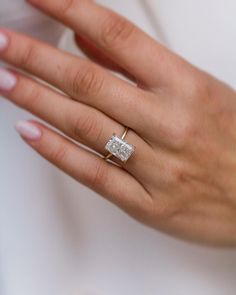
(105, 135), (135, 162)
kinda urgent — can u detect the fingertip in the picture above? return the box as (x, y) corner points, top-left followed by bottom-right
(15, 120), (42, 141)
(0, 68), (17, 92)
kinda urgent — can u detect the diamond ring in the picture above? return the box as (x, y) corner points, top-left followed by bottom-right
(104, 127), (135, 163)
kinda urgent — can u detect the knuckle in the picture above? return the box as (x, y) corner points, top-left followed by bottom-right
(100, 13), (135, 48)
(170, 166), (187, 185)
(167, 119), (197, 150)
(11, 79), (41, 109)
(90, 161), (108, 189)
(50, 143), (68, 164)
(70, 66), (105, 96)
(166, 162), (190, 187)
(18, 43), (38, 68)
(72, 111), (101, 141)
(23, 84), (43, 110)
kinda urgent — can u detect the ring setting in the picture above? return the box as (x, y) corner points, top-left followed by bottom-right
(104, 127), (135, 163)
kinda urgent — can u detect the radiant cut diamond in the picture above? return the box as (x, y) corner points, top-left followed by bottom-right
(105, 135), (135, 162)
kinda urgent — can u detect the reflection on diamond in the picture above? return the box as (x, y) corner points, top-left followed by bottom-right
(105, 135), (135, 162)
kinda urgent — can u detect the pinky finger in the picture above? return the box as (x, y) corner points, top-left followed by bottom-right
(15, 120), (151, 216)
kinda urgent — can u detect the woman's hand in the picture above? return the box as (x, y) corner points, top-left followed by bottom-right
(0, 0), (236, 246)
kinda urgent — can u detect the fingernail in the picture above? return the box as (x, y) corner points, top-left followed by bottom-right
(15, 121), (42, 141)
(0, 68), (17, 91)
(0, 32), (8, 50)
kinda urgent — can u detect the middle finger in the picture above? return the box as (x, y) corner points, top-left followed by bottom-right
(0, 68), (152, 177)
(0, 29), (154, 137)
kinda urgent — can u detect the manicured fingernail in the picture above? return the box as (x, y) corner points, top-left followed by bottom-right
(15, 121), (42, 141)
(0, 32), (8, 50)
(0, 68), (17, 91)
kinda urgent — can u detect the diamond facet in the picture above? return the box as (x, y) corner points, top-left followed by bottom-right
(105, 135), (135, 162)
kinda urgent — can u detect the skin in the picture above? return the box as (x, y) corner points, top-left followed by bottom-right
(1, 0), (236, 246)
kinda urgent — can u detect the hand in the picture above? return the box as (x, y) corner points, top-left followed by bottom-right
(0, 0), (236, 246)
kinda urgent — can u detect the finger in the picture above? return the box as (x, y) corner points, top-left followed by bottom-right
(28, 0), (179, 87)
(75, 34), (135, 81)
(0, 29), (152, 136)
(75, 34), (122, 72)
(15, 120), (152, 217)
(0, 68), (151, 178)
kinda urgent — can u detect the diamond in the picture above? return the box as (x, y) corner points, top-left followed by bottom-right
(105, 135), (135, 162)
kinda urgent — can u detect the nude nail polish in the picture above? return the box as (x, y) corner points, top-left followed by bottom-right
(0, 32), (8, 50)
(15, 121), (42, 141)
(0, 68), (17, 91)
